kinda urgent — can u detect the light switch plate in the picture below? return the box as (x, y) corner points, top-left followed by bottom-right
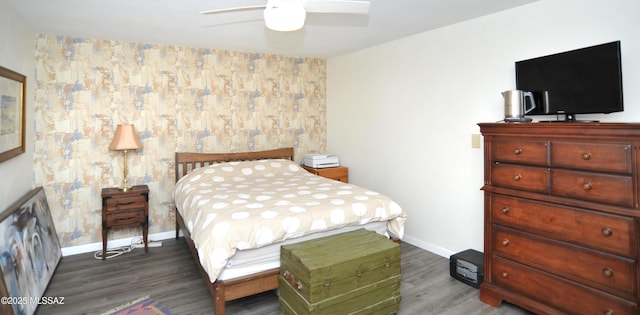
(471, 134), (481, 149)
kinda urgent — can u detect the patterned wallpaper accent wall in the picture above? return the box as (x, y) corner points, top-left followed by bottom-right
(33, 34), (327, 248)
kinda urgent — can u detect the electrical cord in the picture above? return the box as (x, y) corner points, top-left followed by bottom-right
(93, 236), (144, 260)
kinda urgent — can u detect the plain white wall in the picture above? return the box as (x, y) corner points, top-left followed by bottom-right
(327, 0), (640, 257)
(0, 0), (36, 211)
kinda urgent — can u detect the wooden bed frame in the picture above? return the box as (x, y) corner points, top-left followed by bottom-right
(174, 147), (295, 315)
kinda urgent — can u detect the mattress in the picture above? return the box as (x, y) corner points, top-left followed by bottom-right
(217, 221), (388, 281)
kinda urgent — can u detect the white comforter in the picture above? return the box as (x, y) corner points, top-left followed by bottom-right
(173, 159), (407, 282)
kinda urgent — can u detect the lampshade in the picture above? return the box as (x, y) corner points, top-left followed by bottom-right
(264, 0), (306, 32)
(109, 124), (142, 151)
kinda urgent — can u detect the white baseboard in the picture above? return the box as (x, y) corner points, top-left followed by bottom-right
(62, 231), (457, 259)
(61, 230), (184, 257)
(402, 234), (456, 259)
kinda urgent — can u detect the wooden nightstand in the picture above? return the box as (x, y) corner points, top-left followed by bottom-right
(302, 166), (349, 183)
(101, 185), (149, 260)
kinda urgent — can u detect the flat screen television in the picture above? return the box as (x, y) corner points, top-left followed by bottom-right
(515, 41), (623, 121)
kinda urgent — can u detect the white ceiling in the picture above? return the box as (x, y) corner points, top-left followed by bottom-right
(8, 0), (538, 59)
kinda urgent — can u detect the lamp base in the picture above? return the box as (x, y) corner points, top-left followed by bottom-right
(119, 177), (132, 192)
(120, 184), (132, 192)
(119, 150), (133, 192)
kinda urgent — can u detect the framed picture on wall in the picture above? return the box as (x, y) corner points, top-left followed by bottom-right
(0, 187), (61, 315)
(0, 66), (26, 163)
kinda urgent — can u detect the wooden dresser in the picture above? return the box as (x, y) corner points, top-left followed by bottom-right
(479, 123), (640, 315)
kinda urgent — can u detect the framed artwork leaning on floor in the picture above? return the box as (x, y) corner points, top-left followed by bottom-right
(0, 187), (61, 315)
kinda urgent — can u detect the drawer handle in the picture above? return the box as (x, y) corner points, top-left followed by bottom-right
(513, 175), (521, 181)
(602, 268), (614, 278)
(513, 148), (522, 155)
(582, 182), (593, 190)
(117, 216), (136, 221)
(115, 201), (136, 210)
(502, 239), (510, 246)
(501, 207), (509, 214)
(501, 272), (508, 278)
(582, 152), (591, 160)
(601, 228), (613, 237)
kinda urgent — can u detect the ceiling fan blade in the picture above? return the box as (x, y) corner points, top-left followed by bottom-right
(303, 0), (370, 15)
(200, 5), (266, 15)
(201, 18), (264, 29)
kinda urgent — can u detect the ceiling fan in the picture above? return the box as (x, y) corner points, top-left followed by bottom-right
(200, 0), (371, 32)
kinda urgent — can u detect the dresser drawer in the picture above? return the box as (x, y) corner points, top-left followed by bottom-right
(551, 142), (632, 174)
(105, 195), (147, 212)
(551, 170), (634, 207)
(106, 210), (145, 227)
(492, 257), (637, 315)
(492, 139), (548, 165)
(493, 228), (636, 298)
(491, 195), (635, 257)
(491, 163), (548, 193)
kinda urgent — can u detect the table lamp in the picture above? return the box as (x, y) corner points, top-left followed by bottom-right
(109, 124), (142, 192)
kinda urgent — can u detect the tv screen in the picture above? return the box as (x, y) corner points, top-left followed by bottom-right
(515, 41), (623, 121)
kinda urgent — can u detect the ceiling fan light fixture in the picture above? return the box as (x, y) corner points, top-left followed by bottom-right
(263, 1), (306, 32)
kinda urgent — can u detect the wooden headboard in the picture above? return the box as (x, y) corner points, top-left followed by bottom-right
(174, 147), (295, 183)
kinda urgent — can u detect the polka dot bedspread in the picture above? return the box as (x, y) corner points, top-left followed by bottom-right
(173, 159), (407, 282)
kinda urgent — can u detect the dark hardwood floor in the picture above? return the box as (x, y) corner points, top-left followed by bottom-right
(36, 238), (532, 315)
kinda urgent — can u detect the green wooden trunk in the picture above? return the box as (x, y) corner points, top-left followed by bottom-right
(279, 229), (401, 315)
